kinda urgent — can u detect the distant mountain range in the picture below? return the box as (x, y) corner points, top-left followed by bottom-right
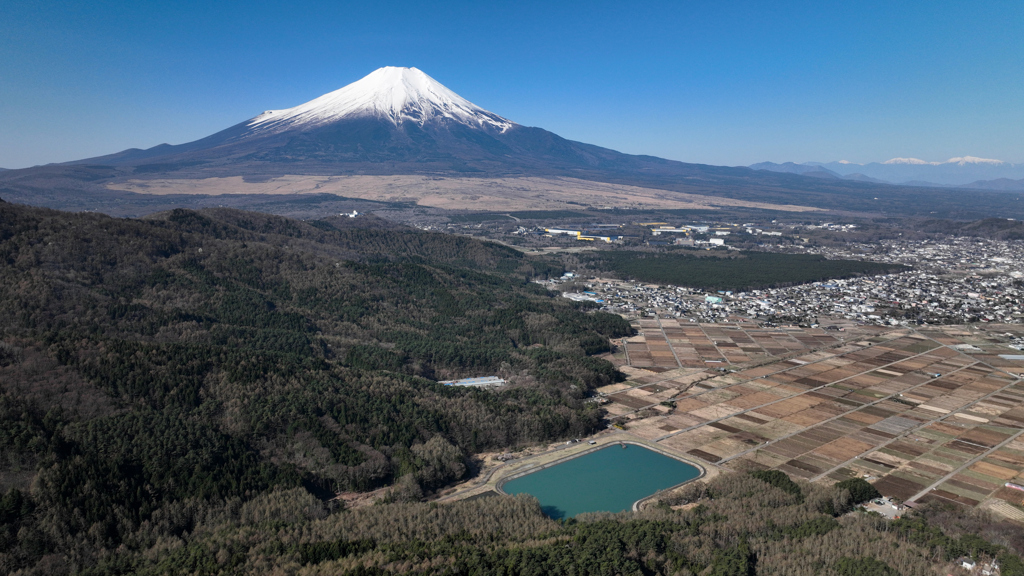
(750, 158), (1024, 190)
(2, 67), (1023, 220)
(745, 162), (889, 185)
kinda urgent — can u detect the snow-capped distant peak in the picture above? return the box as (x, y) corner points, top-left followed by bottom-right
(882, 155), (1005, 166)
(944, 156), (1004, 165)
(248, 67), (515, 133)
(883, 157), (932, 165)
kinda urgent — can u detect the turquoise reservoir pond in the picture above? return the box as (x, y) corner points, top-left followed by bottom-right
(500, 444), (701, 519)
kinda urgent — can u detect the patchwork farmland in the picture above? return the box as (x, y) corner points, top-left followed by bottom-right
(598, 320), (1024, 521)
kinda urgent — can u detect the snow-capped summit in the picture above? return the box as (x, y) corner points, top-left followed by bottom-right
(248, 67), (514, 133)
(882, 156), (1005, 166)
(883, 157), (931, 165)
(944, 156), (1004, 166)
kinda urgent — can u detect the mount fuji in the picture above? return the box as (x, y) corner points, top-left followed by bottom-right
(3, 67), (1024, 219)
(75, 66), (706, 178)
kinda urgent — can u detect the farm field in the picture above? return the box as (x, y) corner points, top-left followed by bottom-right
(598, 320), (1024, 520)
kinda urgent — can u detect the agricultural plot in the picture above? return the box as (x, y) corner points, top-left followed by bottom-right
(606, 321), (1024, 520)
(622, 319), (847, 369)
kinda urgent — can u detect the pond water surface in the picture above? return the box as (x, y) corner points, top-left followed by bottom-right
(500, 443), (701, 519)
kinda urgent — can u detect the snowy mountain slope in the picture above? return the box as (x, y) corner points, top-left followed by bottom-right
(883, 156), (1006, 166)
(248, 67), (514, 133)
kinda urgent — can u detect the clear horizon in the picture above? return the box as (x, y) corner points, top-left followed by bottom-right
(2, 1), (1022, 169)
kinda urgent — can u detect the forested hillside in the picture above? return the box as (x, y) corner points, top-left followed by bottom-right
(0, 199), (633, 574)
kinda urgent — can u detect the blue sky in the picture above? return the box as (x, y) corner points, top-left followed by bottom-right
(2, 0), (1022, 169)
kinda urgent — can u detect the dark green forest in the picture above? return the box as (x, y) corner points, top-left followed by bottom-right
(578, 250), (907, 291)
(0, 200), (634, 573)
